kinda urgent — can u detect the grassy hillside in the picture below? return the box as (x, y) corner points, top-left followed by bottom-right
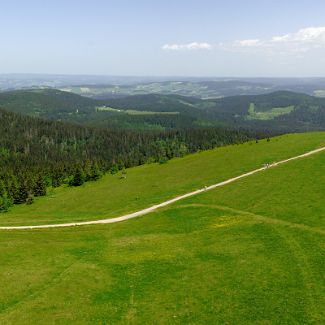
(0, 132), (324, 324)
(1, 132), (324, 227)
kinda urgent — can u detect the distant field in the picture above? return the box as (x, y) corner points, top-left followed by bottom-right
(247, 102), (295, 120)
(59, 80), (321, 99)
(61, 83), (212, 98)
(96, 106), (179, 115)
(0, 133), (324, 324)
(314, 90), (325, 97)
(1, 132), (324, 227)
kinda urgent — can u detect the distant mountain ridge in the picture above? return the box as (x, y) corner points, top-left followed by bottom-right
(2, 75), (325, 99)
(59, 79), (325, 99)
(0, 88), (325, 131)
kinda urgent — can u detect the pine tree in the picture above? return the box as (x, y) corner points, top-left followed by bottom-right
(0, 181), (11, 212)
(70, 166), (86, 186)
(7, 175), (20, 204)
(84, 160), (92, 181)
(16, 180), (29, 204)
(110, 164), (119, 175)
(34, 175), (47, 197)
(90, 162), (102, 181)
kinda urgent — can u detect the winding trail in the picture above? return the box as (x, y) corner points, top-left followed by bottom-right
(1, 146), (324, 231)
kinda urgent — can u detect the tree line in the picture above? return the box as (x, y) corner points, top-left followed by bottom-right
(0, 108), (269, 212)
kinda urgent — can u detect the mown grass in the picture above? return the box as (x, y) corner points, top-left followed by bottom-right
(0, 148), (324, 324)
(247, 103), (295, 121)
(182, 150), (325, 228)
(314, 90), (325, 97)
(96, 106), (179, 115)
(1, 132), (324, 226)
(247, 103), (295, 120)
(0, 156), (325, 324)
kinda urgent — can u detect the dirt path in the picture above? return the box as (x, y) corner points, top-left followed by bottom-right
(1, 146), (324, 230)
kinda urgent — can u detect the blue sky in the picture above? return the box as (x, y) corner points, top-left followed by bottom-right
(1, 0), (325, 76)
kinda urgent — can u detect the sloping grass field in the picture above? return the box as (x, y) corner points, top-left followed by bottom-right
(0, 132), (324, 324)
(1, 132), (324, 226)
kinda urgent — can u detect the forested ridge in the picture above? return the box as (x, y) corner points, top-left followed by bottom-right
(1, 89), (325, 132)
(3, 88), (316, 213)
(0, 108), (265, 212)
(107, 91), (325, 131)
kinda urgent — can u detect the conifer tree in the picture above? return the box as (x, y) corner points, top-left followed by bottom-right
(70, 166), (86, 186)
(17, 180), (29, 204)
(34, 175), (47, 197)
(90, 162), (102, 181)
(0, 181), (11, 212)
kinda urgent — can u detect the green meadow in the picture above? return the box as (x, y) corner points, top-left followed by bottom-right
(0, 132), (324, 324)
(96, 106), (179, 115)
(1, 132), (324, 226)
(247, 103), (295, 120)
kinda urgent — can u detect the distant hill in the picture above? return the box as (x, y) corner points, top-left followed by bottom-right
(59, 78), (325, 99)
(2, 75), (325, 98)
(103, 94), (201, 113)
(60, 80), (275, 99)
(0, 90), (200, 130)
(0, 88), (98, 117)
(204, 91), (325, 130)
(103, 90), (325, 131)
(1, 88), (325, 131)
(61, 78), (325, 99)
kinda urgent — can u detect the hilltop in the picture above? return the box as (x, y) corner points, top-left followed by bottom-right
(0, 89), (325, 131)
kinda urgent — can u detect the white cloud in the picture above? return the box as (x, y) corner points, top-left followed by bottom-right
(162, 27), (325, 56)
(233, 27), (325, 54)
(272, 35), (290, 43)
(235, 39), (260, 47)
(293, 27), (325, 42)
(162, 42), (212, 51)
(269, 27), (325, 46)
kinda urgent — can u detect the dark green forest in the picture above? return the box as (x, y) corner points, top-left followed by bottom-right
(1, 89), (325, 131)
(106, 91), (325, 131)
(0, 108), (264, 212)
(1, 87), (324, 212)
